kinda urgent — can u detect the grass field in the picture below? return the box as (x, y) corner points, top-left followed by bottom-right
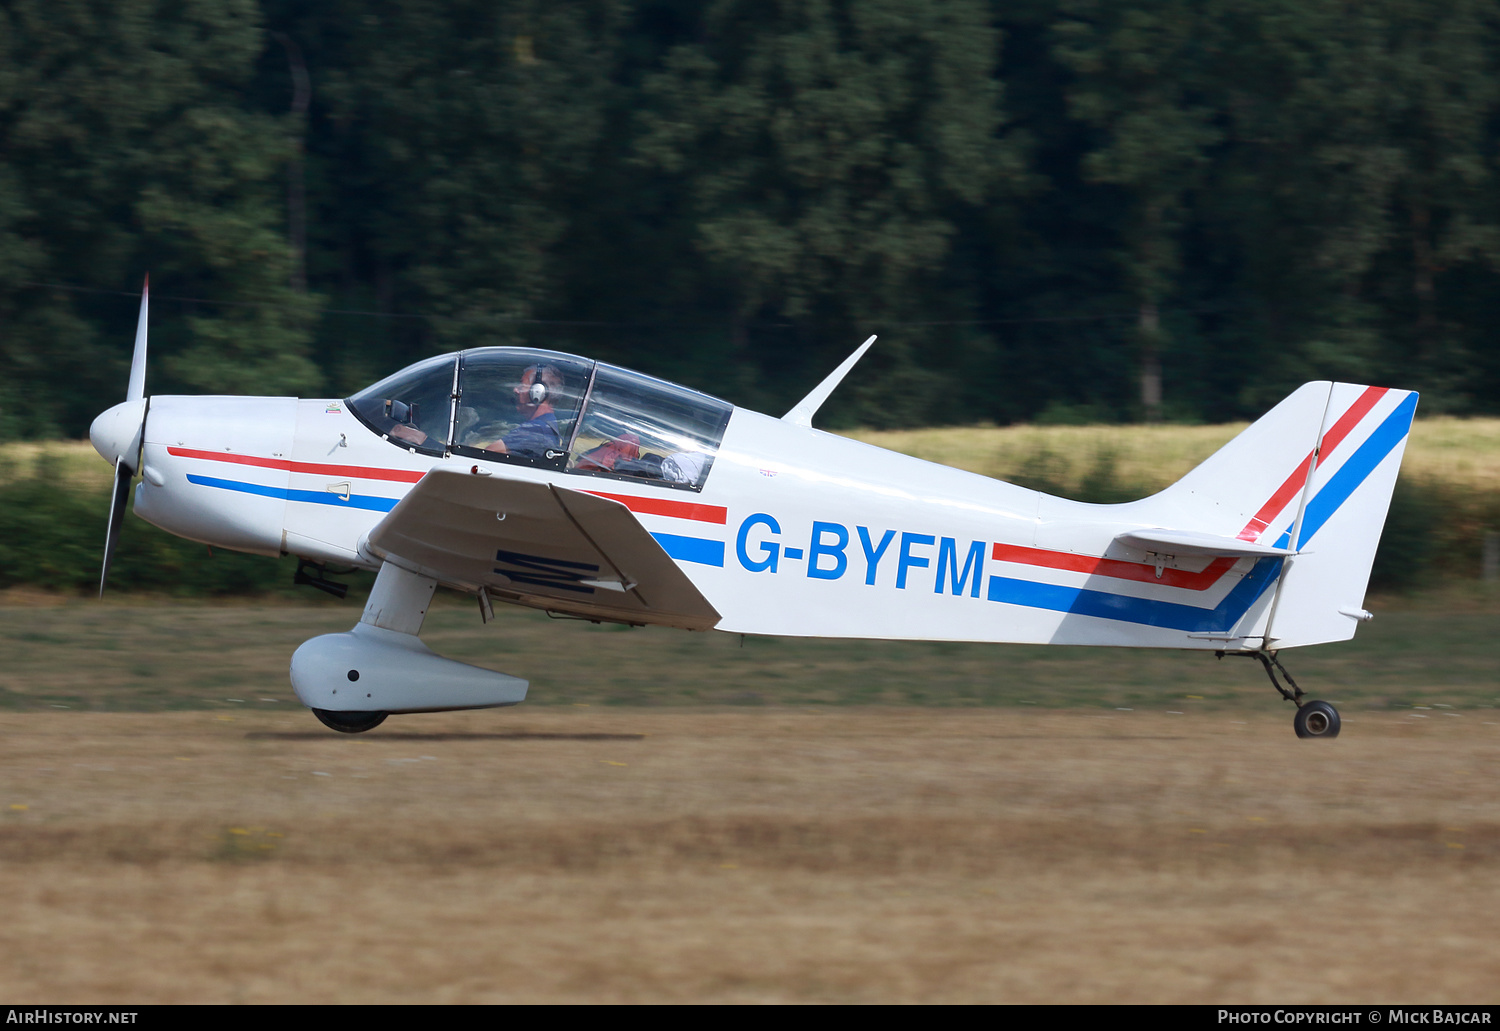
(0, 592), (1494, 1002)
(846, 415), (1500, 496)
(1, 418), (1496, 1002)
(1, 707), (1497, 1002)
(1, 587), (1497, 714)
(0, 593), (1495, 1004)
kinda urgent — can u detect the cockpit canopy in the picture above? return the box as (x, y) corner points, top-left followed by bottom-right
(347, 348), (733, 492)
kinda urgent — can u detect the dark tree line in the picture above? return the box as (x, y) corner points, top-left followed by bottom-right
(3, 0), (1500, 438)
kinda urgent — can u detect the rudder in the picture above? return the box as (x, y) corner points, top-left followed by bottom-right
(1264, 385), (1418, 647)
(1123, 382), (1418, 648)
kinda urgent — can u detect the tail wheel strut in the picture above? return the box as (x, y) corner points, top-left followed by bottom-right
(1255, 651), (1341, 740)
(1255, 650), (1304, 705)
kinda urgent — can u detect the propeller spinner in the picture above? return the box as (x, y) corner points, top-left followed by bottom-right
(89, 276), (150, 596)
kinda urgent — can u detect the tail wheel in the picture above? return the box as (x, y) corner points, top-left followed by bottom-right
(313, 709), (389, 734)
(1293, 700), (1341, 739)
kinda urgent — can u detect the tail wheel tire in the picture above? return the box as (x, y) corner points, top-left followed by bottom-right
(1293, 700), (1341, 739)
(313, 709), (389, 734)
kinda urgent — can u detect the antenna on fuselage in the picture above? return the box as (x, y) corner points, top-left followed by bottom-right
(781, 335), (876, 429)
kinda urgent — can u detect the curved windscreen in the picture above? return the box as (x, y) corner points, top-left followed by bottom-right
(348, 348), (732, 490)
(346, 352), (458, 455)
(565, 364), (732, 491)
(450, 348), (594, 469)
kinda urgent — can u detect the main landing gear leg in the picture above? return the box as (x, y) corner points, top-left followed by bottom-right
(290, 561), (529, 734)
(1254, 650), (1341, 740)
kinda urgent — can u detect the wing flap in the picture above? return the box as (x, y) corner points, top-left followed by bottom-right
(364, 469), (720, 630)
(548, 486), (721, 620)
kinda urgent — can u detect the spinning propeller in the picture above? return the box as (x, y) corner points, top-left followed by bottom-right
(88, 276), (150, 596)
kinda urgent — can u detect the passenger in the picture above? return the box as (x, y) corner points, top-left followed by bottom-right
(574, 431), (640, 472)
(485, 364), (564, 459)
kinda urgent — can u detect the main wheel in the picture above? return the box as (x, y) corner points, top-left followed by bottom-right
(313, 709), (389, 734)
(1293, 700), (1341, 739)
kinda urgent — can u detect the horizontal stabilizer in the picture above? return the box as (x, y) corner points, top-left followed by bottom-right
(1115, 528), (1295, 558)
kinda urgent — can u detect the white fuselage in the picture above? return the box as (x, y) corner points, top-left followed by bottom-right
(127, 380), (1417, 653)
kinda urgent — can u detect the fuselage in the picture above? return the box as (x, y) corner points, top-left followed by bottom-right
(124, 391), (1266, 650)
(100, 348), (1415, 655)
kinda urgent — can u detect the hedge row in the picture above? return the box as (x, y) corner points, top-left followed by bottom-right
(0, 476), (323, 597)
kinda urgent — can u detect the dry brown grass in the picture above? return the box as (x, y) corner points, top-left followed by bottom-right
(1, 709), (1498, 1002)
(845, 415), (1500, 494)
(0, 440), (110, 491)
(5, 592), (1497, 712)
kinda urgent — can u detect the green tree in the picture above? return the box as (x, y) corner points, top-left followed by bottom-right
(1179, 0), (1400, 410)
(0, 0), (320, 437)
(293, 0), (621, 370)
(1371, 0), (1500, 410)
(1054, 1), (1221, 421)
(1183, 0), (1500, 412)
(635, 0), (1023, 424)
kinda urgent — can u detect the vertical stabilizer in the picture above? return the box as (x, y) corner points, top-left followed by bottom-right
(1264, 386), (1418, 647)
(1119, 382), (1418, 648)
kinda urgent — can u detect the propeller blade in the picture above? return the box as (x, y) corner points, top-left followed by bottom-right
(97, 275), (150, 597)
(126, 274), (148, 402)
(99, 457), (132, 597)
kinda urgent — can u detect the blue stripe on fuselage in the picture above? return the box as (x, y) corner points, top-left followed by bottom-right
(650, 531), (726, 567)
(186, 474), (399, 512)
(987, 556), (1283, 633)
(189, 474), (728, 565)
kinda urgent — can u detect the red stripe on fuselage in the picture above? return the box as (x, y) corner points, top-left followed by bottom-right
(581, 489), (728, 524)
(991, 543), (1237, 591)
(168, 448), (729, 523)
(166, 447), (426, 483)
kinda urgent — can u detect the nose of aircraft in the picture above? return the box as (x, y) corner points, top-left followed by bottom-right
(90, 398), (147, 470)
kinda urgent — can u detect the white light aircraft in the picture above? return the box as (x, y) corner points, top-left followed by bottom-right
(90, 280), (1418, 736)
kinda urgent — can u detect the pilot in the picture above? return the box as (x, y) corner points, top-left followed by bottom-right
(485, 364), (564, 459)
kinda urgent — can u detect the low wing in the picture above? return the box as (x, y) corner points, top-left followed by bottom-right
(363, 468), (720, 630)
